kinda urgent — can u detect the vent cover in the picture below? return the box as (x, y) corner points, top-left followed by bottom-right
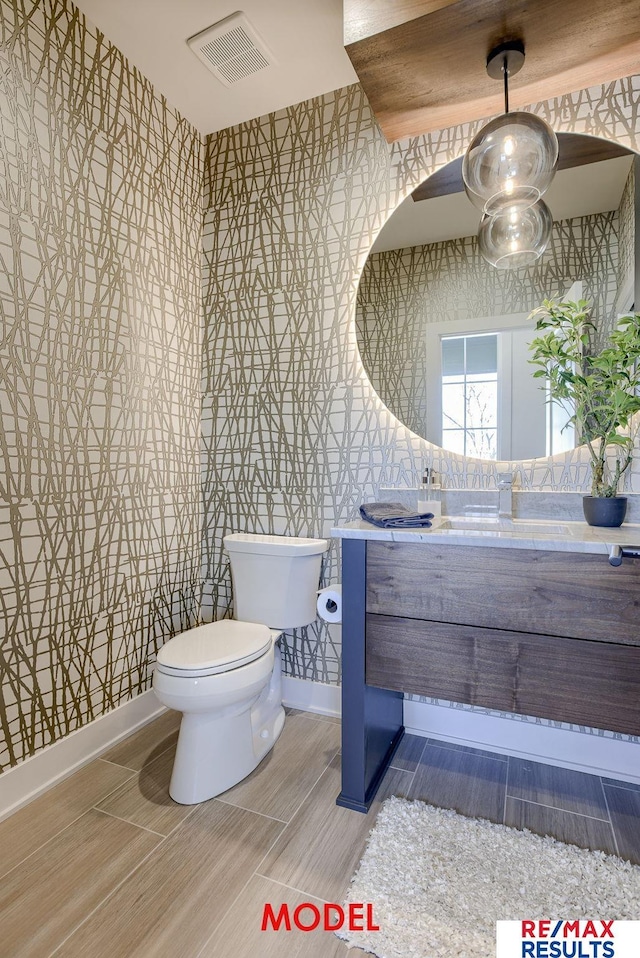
(187, 12), (275, 87)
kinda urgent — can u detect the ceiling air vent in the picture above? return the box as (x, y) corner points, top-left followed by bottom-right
(187, 12), (276, 88)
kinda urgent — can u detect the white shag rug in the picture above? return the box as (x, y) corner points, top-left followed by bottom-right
(338, 796), (640, 958)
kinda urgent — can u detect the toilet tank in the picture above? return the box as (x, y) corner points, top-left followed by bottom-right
(223, 533), (329, 629)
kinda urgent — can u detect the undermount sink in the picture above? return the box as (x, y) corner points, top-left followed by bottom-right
(436, 517), (570, 536)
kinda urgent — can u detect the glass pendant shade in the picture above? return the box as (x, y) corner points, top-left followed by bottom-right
(478, 199), (553, 270)
(463, 112), (559, 215)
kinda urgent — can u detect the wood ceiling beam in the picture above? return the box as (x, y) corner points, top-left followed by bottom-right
(344, 0), (459, 46)
(345, 0), (640, 142)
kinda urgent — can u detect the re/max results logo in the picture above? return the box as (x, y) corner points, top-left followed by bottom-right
(497, 921), (640, 957)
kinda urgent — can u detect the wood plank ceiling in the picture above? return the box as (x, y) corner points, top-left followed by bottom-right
(344, 0), (640, 142)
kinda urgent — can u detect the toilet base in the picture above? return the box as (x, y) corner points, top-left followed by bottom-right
(168, 647), (285, 805)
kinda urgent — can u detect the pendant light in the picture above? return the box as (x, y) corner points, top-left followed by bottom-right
(462, 41), (559, 216)
(463, 40), (557, 270)
(478, 199), (553, 270)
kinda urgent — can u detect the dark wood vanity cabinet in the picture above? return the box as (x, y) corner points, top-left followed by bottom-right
(366, 541), (640, 737)
(337, 538), (640, 813)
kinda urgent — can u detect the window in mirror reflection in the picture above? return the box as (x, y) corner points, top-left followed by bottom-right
(546, 385), (575, 456)
(438, 329), (575, 460)
(441, 334), (498, 459)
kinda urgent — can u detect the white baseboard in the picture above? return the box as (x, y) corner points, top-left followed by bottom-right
(281, 676), (341, 718)
(0, 690), (165, 822)
(404, 699), (640, 786)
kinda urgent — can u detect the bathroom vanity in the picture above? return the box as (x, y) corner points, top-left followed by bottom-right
(332, 519), (640, 812)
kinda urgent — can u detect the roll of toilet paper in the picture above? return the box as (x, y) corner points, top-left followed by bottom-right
(317, 585), (342, 623)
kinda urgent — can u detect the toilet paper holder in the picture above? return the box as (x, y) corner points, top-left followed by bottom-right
(317, 584), (342, 623)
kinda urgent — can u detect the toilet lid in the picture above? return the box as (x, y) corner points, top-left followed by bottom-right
(155, 620), (272, 677)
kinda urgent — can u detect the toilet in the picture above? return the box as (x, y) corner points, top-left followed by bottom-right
(152, 533), (329, 804)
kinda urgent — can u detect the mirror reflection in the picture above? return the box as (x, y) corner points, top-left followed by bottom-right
(356, 133), (635, 460)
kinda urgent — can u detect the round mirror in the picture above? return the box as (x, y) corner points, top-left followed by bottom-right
(356, 133), (635, 461)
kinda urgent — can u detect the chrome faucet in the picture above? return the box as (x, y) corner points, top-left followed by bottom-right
(497, 472), (513, 519)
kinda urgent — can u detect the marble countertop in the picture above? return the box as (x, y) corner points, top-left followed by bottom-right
(330, 516), (640, 554)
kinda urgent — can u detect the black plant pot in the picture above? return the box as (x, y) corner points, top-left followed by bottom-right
(582, 496), (628, 527)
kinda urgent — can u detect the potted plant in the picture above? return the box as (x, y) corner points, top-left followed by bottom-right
(528, 298), (640, 527)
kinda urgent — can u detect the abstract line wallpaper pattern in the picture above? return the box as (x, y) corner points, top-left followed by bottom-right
(356, 209), (620, 438)
(615, 164), (636, 336)
(202, 77), (640, 743)
(2, 3), (638, 774)
(0, 0), (202, 771)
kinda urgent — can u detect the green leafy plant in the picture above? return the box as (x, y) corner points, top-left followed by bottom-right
(528, 298), (640, 498)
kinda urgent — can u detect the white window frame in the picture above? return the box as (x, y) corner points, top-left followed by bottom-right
(426, 313), (527, 460)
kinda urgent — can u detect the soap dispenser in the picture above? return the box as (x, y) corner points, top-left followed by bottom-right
(418, 467), (442, 517)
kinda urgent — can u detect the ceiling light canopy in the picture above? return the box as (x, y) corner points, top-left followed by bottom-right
(463, 41), (558, 270)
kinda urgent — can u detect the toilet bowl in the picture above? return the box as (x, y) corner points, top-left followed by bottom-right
(154, 620), (284, 804)
(152, 533), (328, 805)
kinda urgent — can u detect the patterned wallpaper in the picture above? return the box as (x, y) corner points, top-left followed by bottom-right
(615, 164), (636, 325)
(202, 76), (640, 743)
(356, 209), (620, 438)
(2, 2), (639, 773)
(0, 0), (202, 772)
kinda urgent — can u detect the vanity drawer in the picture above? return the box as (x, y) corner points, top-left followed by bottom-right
(366, 541), (640, 646)
(365, 613), (640, 736)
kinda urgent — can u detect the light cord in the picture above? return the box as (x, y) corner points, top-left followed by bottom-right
(503, 55), (509, 113)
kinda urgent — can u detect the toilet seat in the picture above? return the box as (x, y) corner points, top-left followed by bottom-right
(156, 620), (272, 678)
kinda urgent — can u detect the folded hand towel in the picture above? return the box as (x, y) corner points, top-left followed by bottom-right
(359, 501), (433, 529)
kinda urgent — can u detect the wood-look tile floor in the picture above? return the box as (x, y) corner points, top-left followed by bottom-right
(1, 711), (638, 958)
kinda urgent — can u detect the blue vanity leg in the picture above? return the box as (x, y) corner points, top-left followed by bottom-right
(336, 538), (404, 813)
